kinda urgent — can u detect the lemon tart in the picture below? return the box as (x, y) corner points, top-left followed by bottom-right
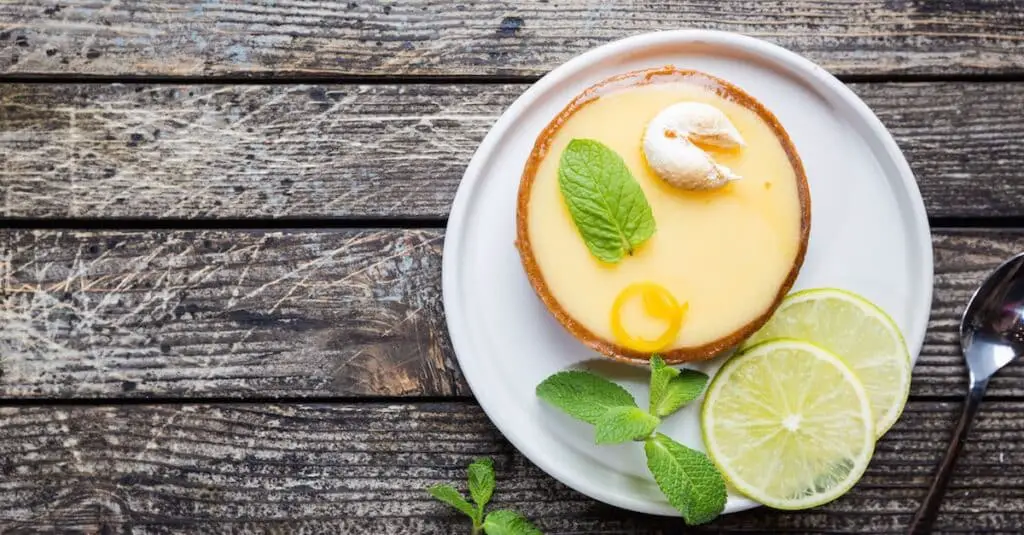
(515, 67), (810, 364)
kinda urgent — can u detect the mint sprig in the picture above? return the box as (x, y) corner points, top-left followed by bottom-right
(428, 457), (543, 534)
(558, 138), (656, 263)
(536, 356), (725, 524)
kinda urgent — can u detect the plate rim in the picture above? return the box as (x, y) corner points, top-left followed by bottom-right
(442, 29), (934, 517)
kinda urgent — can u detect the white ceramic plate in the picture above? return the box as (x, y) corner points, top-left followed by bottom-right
(442, 30), (933, 517)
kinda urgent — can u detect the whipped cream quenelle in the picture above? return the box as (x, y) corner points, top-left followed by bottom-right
(642, 102), (745, 190)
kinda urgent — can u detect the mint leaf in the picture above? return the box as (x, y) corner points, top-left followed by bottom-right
(648, 355), (679, 414)
(558, 138), (656, 263)
(483, 510), (543, 535)
(644, 433), (727, 525)
(428, 484), (478, 521)
(649, 356), (709, 417)
(468, 457), (496, 514)
(594, 406), (660, 444)
(655, 369), (709, 417)
(536, 370), (638, 425)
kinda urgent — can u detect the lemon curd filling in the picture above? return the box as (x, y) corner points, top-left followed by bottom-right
(526, 80), (804, 352)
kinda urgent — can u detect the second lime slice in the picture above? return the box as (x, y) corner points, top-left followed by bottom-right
(742, 288), (911, 436)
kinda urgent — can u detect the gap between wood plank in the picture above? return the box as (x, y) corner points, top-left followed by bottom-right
(0, 73), (542, 85)
(0, 393), (1014, 407)
(0, 217), (447, 230)
(4, 73), (1024, 85)
(2, 216), (1024, 230)
(0, 394), (474, 406)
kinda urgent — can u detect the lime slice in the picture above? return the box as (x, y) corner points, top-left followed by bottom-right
(742, 288), (910, 437)
(701, 339), (875, 510)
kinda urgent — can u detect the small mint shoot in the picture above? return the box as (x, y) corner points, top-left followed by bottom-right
(483, 510), (543, 535)
(428, 458), (544, 534)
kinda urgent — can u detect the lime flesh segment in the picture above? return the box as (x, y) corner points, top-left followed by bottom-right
(742, 288), (911, 437)
(701, 340), (875, 510)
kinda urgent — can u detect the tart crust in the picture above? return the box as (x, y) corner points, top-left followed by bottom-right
(514, 66), (811, 364)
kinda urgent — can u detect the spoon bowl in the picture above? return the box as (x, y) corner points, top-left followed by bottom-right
(960, 252), (1024, 381)
(909, 252), (1024, 533)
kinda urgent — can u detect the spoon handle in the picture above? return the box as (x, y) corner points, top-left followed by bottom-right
(908, 377), (990, 534)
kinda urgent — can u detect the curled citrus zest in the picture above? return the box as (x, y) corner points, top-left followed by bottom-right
(610, 282), (687, 352)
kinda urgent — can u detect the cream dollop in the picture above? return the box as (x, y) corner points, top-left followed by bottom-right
(642, 102), (745, 190)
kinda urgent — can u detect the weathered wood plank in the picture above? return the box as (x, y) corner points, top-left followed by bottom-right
(2, 1), (1023, 77)
(0, 83), (492, 219)
(1, 227), (1024, 400)
(0, 228), (463, 398)
(0, 401), (1019, 533)
(2, 82), (1023, 219)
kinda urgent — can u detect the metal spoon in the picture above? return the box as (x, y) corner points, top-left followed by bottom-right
(908, 252), (1024, 534)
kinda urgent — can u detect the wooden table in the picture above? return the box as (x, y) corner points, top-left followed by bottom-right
(1, 1), (1023, 532)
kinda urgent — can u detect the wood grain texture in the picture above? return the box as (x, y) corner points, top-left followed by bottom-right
(2, 227), (1024, 400)
(3, 82), (1024, 219)
(0, 400), (1019, 533)
(0, 229), (462, 399)
(1, 1), (1023, 77)
(0, 83), (498, 219)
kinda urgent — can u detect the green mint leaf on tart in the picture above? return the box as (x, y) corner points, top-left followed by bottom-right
(558, 138), (656, 263)
(483, 510), (544, 535)
(644, 433), (727, 525)
(536, 370), (638, 424)
(428, 484), (478, 522)
(468, 457), (496, 517)
(594, 406), (661, 444)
